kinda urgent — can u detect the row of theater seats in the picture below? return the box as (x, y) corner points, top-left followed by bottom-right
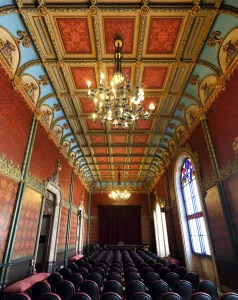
(9, 249), (238, 300)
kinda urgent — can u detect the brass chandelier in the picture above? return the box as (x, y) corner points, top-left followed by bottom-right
(109, 168), (130, 201)
(87, 38), (155, 129)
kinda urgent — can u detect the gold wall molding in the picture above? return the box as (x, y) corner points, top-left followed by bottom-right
(25, 173), (46, 194)
(220, 155), (238, 181)
(0, 154), (21, 182)
(201, 170), (217, 191)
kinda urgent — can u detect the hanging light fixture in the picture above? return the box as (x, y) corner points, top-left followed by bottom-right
(109, 168), (130, 201)
(87, 37), (155, 129)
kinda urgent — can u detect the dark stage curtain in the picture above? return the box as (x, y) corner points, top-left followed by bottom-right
(98, 205), (142, 245)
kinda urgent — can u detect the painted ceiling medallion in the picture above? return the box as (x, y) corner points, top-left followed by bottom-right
(87, 37), (155, 129)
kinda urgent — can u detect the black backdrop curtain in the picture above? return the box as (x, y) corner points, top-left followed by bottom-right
(98, 205), (142, 245)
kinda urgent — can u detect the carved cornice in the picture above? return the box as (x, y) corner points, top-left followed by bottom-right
(62, 199), (70, 209)
(0, 154), (21, 182)
(26, 173), (46, 194)
(220, 155), (238, 180)
(201, 171), (217, 191)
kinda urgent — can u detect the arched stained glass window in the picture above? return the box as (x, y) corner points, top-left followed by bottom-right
(181, 158), (211, 255)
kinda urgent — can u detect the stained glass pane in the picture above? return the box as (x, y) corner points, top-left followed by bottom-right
(181, 158), (211, 255)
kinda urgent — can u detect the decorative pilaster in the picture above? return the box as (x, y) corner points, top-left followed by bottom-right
(64, 170), (75, 266)
(200, 115), (238, 257)
(87, 192), (92, 253)
(0, 116), (38, 289)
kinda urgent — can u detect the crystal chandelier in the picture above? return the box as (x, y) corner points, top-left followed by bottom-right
(87, 38), (155, 129)
(109, 169), (131, 201)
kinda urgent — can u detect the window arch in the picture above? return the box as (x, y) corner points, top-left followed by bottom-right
(153, 198), (170, 257)
(181, 158), (210, 255)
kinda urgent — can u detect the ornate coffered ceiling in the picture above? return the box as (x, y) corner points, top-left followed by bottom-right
(0, 0), (237, 192)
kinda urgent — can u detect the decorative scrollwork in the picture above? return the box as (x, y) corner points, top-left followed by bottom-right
(220, 156), (238, 179)
(48, 159), (62, 186)
(202, 171), (216, 191)
(233, 137), (238, 155)
(39, 75), (49, 86)
(17, 30), (31, 48)
(207, 31), (223, 48)
(0, 154), (21, 181)
(26, 173), (46, 194)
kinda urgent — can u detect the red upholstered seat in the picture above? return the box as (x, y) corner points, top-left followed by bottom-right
(68, 254), (84, 263)
(4, 273), (50, 294)
(164, 257), (180, 266)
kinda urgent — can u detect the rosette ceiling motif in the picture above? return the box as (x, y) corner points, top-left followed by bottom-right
(0, 0), (237, 192)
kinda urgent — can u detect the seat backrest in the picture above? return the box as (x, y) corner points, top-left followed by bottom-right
(167, 264), (178, 272)
(56, 280), (75, 300)
(220, 294), (238, 300)
(70, 292), (92, 300)
(158, 267), (170, 280)
(68, 273), (83, 292)
(164, 272), (180, 290)
(67, 263), (79, 273)
(174, 280), (193, 300)
(191, 292), (213, 300)
(127, 280), (146, 300)
(125, 273), (142, 285)
(11, 293), (31, 300)
(101, 259), (110, 268)
(109, 267), (122, 275)
(32, 281), (51, 300)
(145, 272), (160, 289)
(40, 293), (62, 300)
(198, 281), (218, 300)
(76, 259), (85, 267)
(129, 292), (152, 300)
(153, 263), (164, 273)
(59, 268), (72, 280)
(160, 292), (183, 300)
(47, 273), (63, 292)
(93, 267), (105, 278)
(141, 267), (154, 280)
(100, 292), (121, 300)
(138, 263), (149, 271)
(125, 267), (138, 276)
(107, 272), (122, 284)
(80, 280), (100, 300)
(174, 267), (187, 280)
(88, 272), (103, 289)
(77, 267), (89, 280)
(124, 263), (135, 269)
(160, 259), (169, 267)
(104, 280), (122, 296)
(96, 263), (107, 273)
(150, 280), (169, 300)
(184, 272), (200, 291)
(82, 263), (93, 273)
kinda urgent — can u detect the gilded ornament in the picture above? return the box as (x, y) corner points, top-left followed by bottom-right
(177, 103), (185, 111)
(26, 173), (46, 194)
(191, 6), (200, 17)
(141, 5), (149, 16)
(39, 75), (49, 86)
(136, 60), (142, 67)
(17, 31), (31, 48)
(220, 156), (238, 179)
(90, 5), (98, 16)
(38, 5), (47, 16)
(57, 60), (64, 68)
(189, 74), (200, 86)
(18, 8), (24, 15)
(233, 137), (238, 155)
(12, 75), (24, 90)
(34, 109), (43, 120)
(0, 154), (21, 181)
(207, 31), (223, 48)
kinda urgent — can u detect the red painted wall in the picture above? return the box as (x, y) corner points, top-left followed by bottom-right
(73, 175), (83, 207)
(69, 212), (77, 248)
(58, 206), (68, 250)
(0, 67), (33, 168)
(207, 69), (238, 167)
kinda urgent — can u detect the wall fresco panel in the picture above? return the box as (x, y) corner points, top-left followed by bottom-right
(12, 187), (42, 259)
(58, 154), (72, 201)
(73, 175), (83, 207)
(0, 67), (33, 168)
(0, 174), (18, 261)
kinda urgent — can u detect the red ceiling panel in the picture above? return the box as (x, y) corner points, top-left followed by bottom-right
(57, 18), (92, 53)
(96, 157), (108, 163)
(128, 170), (138, 175)
(130, 157), (143, 163)
(111, 135), (127, 143)
(135, 119), (153, 130)
(142, 97), (159, 110)
(130, 164), (140, 169)
(100, 171), (111, 175)
(114, 157), (125, 162)
(86, 120), (103, 130)
(112, 147), (127, 154)
(104, 18), (135, 53)
(143, 67), (168, 89)
(71, 67), (96, 89)
(80, 98), (95, 113)
(131, 147), (145, 154)
(90, 135), (105, 143)
(98, 164), (110, 169)
(133, 135), (148, 143)
(94, 147), (107, 154)
(147, 18), (182, 53)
